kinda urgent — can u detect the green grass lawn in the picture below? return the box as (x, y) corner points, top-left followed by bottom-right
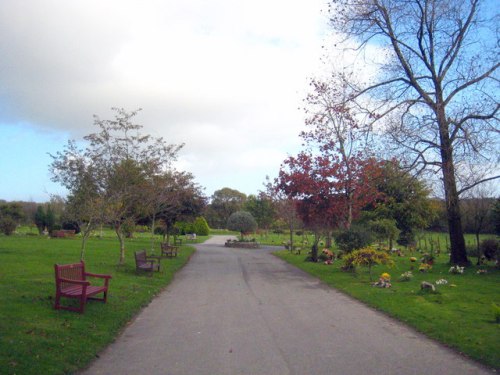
(0, 232), (203, 375)
(274, 248), (500, 370)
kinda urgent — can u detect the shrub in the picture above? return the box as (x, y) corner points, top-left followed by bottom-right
(344, 247), (394, 280)
(227, 211), (257, 237)
(480, 239), (499, 262)
(192, 216), (210, 236)
(492, 303), (500, 323)
(62, 221), (81, 234)
(0, 217), (17, 235)
(335, 227), (373, 253)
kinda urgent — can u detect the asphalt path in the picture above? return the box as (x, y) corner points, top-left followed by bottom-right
(81, 236), (494, 375)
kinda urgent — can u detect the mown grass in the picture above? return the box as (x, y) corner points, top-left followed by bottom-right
(274, 248), (500, 370)
(257, 230), (494, 253)
(0, 231), (204, 375)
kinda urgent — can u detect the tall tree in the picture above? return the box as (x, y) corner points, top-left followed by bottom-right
(207, 188), (247, 228)
(329, 0), (499, 265)
(365, 160), (436, 245)
(277, 152), (381, 261)
(244, 193), (276, 231)
(149, 171), (206, 246)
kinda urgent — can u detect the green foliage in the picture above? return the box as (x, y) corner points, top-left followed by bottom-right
(0, 203), (24, 235)
(192, 216), (210, 235)
(335, 226), (373, 252)
(244, 194), (275, 229)
(45, 205), (56, 232)
(227, 211), (257, 236)
(481, 238), (499, 262)
(348, 247), (394, 280)
(0, 216), (16, 235)
(368, 160), (435, 245)
(34, 205), (46, 233)
(492, 303), (500, 324)
(206, 187), (247, 228)
(369, 218), (399, 248)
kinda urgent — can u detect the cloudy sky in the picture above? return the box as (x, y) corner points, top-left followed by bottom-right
(0, 0), (330, 202)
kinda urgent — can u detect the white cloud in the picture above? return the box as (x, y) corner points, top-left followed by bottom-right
(0, 0), (327, 199)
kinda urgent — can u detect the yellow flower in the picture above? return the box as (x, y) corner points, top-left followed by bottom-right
(381, 272), (391, 280)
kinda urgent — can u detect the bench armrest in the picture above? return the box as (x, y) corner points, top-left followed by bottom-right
(85, 272), (112, 279)
(57, 277), (90, 286)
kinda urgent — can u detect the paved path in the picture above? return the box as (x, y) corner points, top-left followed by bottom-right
(81, 236), (494, 375)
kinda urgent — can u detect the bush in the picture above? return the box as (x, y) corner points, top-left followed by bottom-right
(192, 216), (210, 236)
(227, 211), (257, 237)
(0, 217), (17, 235)
(335, 227), (373, 253)
(480, 239), (499, 262)
(62, 221), (81, 234)
(347, 247), (394, 280)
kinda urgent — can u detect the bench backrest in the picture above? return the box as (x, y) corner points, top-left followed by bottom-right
(55, 262), (85, 289)
(135, 251), (148, 264)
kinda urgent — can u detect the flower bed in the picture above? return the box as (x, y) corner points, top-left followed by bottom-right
(224, 240), (260, 249)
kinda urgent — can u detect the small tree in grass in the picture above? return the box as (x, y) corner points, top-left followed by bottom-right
(343, 248), (394, 281)
(227, 211), (257, 239)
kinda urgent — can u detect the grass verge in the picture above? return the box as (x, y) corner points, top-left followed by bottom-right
(0, 234), (196, 375)
(274, 249), (500, 370)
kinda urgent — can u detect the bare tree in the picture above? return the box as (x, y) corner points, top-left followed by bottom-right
(329, 0), (499, 265)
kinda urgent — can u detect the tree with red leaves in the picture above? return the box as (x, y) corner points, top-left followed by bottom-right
(277, 151), (381, 261)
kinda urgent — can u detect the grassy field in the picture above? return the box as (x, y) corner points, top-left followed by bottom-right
(0, 230), (205, 375)
(273, 246), (500, 370)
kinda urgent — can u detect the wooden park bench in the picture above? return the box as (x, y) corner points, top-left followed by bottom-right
(160, 242), (179, 258)
(54, 261), (112, 313)
(134, 250), (161, 275)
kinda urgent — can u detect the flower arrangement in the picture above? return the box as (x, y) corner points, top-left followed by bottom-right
(420, 253), (435, 264)
(372, 277), (392, 288)
(435, 279), (448, 285)
(419, 263), (432, 272)
(399, 271), (413, 281)
(449, 265), (465, 274)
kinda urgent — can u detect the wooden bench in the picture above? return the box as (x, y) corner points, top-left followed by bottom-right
(54, 261), (112, 313)
(160, 243), (179, 258)
(134, 250), (161, 275)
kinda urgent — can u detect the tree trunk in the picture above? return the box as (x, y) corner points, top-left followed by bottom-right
(115, 223), (126, 265)
(79, 220), (92, 261)
(310, 231), (320, 262)
(150, 213), (156, 253)
(437, 115), (469, 266)
(475, 231), (481, 265)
